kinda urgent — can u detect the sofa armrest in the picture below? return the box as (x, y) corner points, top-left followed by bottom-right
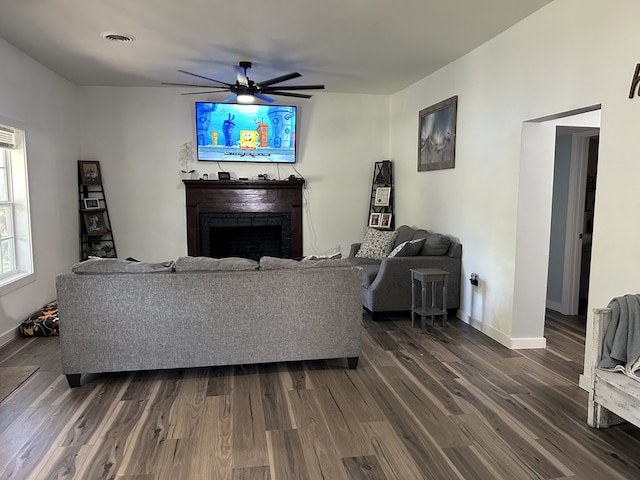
(447, 242), (462, 258)
(348, 243), (362, 258)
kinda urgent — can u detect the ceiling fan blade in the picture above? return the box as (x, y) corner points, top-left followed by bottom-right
(163, 81), (227, 88)
(180, 91), (225, 96)
(177, 69), (232, 87)
(266, 91), (313, 99)
(261, 84), (325, 92)
(253, 93), (276, 103)
(258, 72), (302, 87)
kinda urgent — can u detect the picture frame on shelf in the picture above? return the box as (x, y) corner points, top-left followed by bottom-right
(418, 95), (458, 171)
(83, 211), (108, 235)
(78, 160), (102, 185)
(368, 213), (381, 227)
(374, 187), (391, 207)
(380, 213), (392, 229)
(83, 198), (100, 210)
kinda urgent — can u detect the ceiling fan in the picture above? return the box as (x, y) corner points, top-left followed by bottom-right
(163, 61), (325, 103)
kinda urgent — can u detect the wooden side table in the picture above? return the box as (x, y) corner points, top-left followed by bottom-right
(410, 268), (449, 330)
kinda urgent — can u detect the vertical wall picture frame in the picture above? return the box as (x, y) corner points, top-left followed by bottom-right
(79, 160), (102, 185)
(418, 96), (458, 171)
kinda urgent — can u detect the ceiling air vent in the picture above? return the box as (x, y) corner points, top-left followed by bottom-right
(101, 32), (136, 43)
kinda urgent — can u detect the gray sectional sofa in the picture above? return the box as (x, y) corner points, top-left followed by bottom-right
(348, 225), (462, 316)
(56, 256), (363, 387)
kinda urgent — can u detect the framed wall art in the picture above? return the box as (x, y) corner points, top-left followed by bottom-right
(368, 213), (381, 227)
(83, 211), (108, 235)
(380, 213), (392, 229)
(374, 187), (391, 206)
(78, 160), (102, 185)
(418, 96), (458, 171)
(83, 198), (100, 210)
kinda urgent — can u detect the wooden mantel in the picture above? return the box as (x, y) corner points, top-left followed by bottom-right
(183, 179), (304, 258)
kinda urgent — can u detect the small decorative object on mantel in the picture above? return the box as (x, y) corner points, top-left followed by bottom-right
(178, 141), (195, 179)
(418, 95), (458, 171)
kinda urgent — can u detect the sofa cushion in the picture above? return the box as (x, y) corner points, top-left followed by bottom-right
(71, 258), (175, 274)
(420, 233), (452, 256)
(347, 257), (381, 267)
(411, 229), (429, 241)
(259, 256), (351, 270)
(393, 225), (418, 247)
(389, 238), (426, 257)
(301, 252), (342, 260)
(175, 256), (258, 272)
(355, 228), (399, 259)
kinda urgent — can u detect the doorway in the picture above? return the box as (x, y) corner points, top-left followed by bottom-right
(546, 128), (599, 316)
(512, 106), (600, 347)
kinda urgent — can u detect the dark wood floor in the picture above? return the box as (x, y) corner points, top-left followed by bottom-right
(1, 310), (639, 479)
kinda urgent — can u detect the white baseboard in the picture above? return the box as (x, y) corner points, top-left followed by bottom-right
(459, 310), (546, 349)
(0, 327), (19, 349)
(509, 336), (547, 349)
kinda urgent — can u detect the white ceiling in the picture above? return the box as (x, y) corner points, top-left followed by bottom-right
(0, 0), (553, 95)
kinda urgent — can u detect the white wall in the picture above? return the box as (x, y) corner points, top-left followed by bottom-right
(0, 38), (78, 345)
(77, 88), (390, 262)
(389, 0), (640, 358)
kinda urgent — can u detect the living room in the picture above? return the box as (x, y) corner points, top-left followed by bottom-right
(1, 0), (639, 390)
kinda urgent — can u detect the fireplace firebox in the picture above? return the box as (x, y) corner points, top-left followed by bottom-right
(184, 180), (304, 259)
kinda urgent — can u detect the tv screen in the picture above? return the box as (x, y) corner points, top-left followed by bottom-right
(195, 102), (297, 163)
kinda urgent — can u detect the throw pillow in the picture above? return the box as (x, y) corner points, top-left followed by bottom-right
(71, 258), (175, 274)
(420, 233), (452, 256)
(259, 256), (351, 270)
(355, 228), (398, 260)
(388, 238), (426, 257)
(175, 256), (259, 272)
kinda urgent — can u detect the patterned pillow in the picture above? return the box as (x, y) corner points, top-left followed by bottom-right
(389, 238), (426, 257)
(19, 300), (59, 337)
(355, 228), (399, 259)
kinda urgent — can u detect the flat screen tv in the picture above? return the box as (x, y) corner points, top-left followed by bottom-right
(195, 102), (298, 163)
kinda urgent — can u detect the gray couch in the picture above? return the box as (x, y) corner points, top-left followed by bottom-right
(348, 225), (462, 315)
(56, 257), (363, 387)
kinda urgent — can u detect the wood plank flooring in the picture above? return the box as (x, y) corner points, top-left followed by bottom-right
(1, 309), (639, 479)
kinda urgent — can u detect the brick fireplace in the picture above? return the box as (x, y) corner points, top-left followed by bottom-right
(183, 179), (304, 259)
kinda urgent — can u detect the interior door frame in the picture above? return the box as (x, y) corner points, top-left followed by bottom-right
(561, 129), (599, 315)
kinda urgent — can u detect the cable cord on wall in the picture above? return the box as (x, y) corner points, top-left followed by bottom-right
(302, 182), (321, 254)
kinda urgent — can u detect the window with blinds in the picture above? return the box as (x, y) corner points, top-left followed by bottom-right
(0, 122), (32, 290)
(0, 147), (17, 277)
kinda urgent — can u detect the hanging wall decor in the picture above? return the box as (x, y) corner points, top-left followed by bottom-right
(418, 96), (458, 171)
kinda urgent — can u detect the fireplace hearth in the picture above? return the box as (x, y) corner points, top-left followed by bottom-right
(183, 180), (304, 259)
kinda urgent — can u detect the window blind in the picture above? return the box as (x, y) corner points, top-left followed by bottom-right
(0, 126), (15, 149)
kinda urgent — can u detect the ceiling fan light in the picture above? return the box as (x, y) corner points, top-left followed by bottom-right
(237, 93), (255, 104)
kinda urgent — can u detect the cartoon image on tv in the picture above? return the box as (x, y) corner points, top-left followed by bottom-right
(195, 103), (297, 163)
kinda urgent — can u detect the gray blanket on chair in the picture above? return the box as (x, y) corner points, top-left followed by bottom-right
(599, 294), (640, 377)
